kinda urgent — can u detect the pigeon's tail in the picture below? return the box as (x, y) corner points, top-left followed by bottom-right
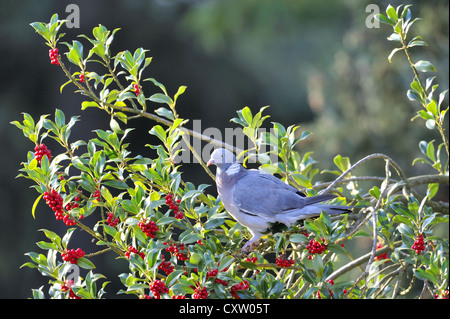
(302, 194), (352, 216)
(303, 194), (338, 205)
(314, 204), (352, 216)
(275, 198), (352, 227)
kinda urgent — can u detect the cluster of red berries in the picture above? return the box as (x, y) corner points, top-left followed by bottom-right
(275, 255), (295, 268)
(44, 189), (63, 213)
(411, 234), (426, 254)
(138, 219), (159, 238)
(374, 243), (388, 261)
(230, 280), (250, 299)
(149, 280), (169, 299)
(435, 290), (449, 299)
(34, 143), (51, 164)
(49, 48), (59, 65)
(43, 190), (76, 226)
(306, 238), (327, 259)
(61, 248), (85, 264)
(192, 286), (208, 299)
(133, 83), (140, 96)
(215, 278), (228, 286)
(164, 242), (188, 261)
(206, 268), (219, 279)
(65, 196), (83, 219)
(79, 73), (84, 83)
(93, 189), (101, 200)
(106, 212), (119, 227)
(158, 256), (174, 275)
(125, 246), (145, 260)
(60, 280), (81, 299)
(165, 193), (183, 219)
(323, 279), (335, 298)
(172, 294), (186, 299)
(206, 269), (228, 286)
(317, 281), (336, 299)
(65, 196), (80, 211)
(245, 257), (258, 263)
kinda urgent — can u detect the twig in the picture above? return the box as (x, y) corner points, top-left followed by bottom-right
(402, 38), (449, 157)
(352, 159), (391, 296)
(326, 241), (401, 282)
(58, 58), (241, 163)
(320, 153), (406, 195)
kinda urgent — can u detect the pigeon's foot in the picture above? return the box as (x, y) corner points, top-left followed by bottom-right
(241, 238), (260, 252)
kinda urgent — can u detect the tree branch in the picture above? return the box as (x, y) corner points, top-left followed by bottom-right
(326, 241), (402, 282)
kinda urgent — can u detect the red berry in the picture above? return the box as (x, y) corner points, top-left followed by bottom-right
(138, 219), (159, 238)
(43, 189), (75, 225)
(374, 243), (389, 261)
(411, 234), (425, 254)
(133, 84), (140, 96)
(165, 194), (184, 219)
(165, 243), (187, 261)
(61, 248), (85, 264)
(149, 280), (169, 299)
(246, 257), (258, 263)
(158, 256), (175, 275)
(48, 48), (60, 65)
(60, 280), (81, 299)
(275, 255), (294, 268)
(306, 238), (327, 257)
(34, 143), (51, 164)
(125, 246), (145, 260)
(192, 286), (208, 299)
(106, 212), (120, 227)
(230, 280), (249, 299)
(207, 269), (219, 279)
(93, 189), (101, 200)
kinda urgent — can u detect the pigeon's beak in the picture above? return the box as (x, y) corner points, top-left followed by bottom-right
(207, 159), (214, 166)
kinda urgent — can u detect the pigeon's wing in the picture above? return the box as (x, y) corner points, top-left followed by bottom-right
(251, 170), (307, 197)
(233, 171), (306, 218)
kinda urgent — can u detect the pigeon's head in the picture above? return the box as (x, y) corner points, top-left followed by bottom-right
(207, 148), (236, 170)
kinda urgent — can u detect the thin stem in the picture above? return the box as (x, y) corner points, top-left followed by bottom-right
(326, 241), (402, 282)
(58, 58), (242, 161)
(320, 153), (406, 195)
(402, 39), (449, 157)
(351, 159), (391, 296)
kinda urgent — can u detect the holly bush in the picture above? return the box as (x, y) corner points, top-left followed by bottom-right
(14, 4), (448, 299)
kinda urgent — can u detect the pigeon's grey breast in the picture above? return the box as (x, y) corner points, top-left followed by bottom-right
(215, 169), (246, 216)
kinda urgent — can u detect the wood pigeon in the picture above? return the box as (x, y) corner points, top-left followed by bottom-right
(207, 148), (352, 251)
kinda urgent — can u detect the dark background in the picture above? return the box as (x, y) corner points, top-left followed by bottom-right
(0, 0), (448, 298)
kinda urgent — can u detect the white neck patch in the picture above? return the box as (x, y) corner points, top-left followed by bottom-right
(225, 162), (241, 176)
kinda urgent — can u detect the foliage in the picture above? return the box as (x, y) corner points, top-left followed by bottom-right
(12, 5), (448, 299)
